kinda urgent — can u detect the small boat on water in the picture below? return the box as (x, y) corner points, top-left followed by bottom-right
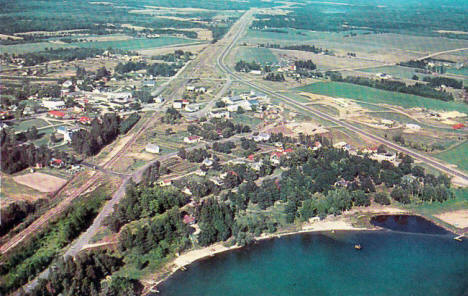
(454, 235), (464, 242)
(354, 244), (362, 250)
(180, 266), (187, 271)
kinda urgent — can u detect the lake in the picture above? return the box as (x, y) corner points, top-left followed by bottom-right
(157, 218), (467, 296)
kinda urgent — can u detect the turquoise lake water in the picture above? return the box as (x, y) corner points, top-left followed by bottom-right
(158, 226), (467, 295)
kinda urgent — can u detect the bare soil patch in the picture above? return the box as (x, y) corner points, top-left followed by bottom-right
(435, 210), (468, 229)
(13, 172), (68, 193)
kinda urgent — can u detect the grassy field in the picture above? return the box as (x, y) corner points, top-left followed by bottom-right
(72, 37), (197, 51)
(447, 67), (468, 77)
(297, 81), (468, 113)
(435, 141), (468, 172)
(235, 47), (278, 65)
(359, 65), (427, 80)
(11, 118), (49, 132)
(0, 37), (196, 54)
(403, 188), (468, 217)
(0, 42), (75, 54)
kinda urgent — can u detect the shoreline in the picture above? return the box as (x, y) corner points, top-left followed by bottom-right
(145, 215), (374, 294)
(143, 208), (464, 294)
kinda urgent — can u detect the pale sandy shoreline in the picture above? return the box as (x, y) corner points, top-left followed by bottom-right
(143, 206), (464, 294)
(145, 215), (375, 293)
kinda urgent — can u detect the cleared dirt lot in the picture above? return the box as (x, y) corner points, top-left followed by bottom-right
(14, 172), (68, 193)
(435, 210), (468, 229)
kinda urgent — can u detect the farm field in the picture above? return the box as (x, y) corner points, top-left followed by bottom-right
(434, 141), (468, 172)
(359, 65), (427, 80)
(447, 67), (468, 77)
(71, 37), (197, 51)
(0, 37), (197, 54)
(235, 46), (277, 65)
(13, 172), (68, 193)
(0, 173), (47, 205)
(297, 82), (468, 113)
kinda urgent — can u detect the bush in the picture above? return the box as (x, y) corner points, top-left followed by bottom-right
(374, 192), (391, 205)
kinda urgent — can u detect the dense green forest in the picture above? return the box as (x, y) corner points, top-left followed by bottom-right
(0, 187), (109, 295)
(250, 1), (468, 38)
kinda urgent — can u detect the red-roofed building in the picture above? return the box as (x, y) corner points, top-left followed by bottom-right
(48, 110), (65, 119)
(50, 158), (65, 168)
(184, 135), (202, 144)
(79, 116), (92, 125)
(283, 148), (293, 153)
(247, 154), (255, 161)
(452, 123), (465, 130)
(183, 214), (196, 225)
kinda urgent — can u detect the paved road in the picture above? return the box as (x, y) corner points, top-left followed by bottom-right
(20, 12), (254, 294)
(215, 11), (468, 185)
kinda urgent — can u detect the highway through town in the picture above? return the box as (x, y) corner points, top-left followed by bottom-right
(215, 10), (468, 185)
(18, 12), (257, 294)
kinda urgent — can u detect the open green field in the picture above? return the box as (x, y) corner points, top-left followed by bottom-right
(447, 67), (468, 77)
(0, 42), (75, 54)
(297, 81), (468, 113)
(0, 37), (196, 54)
(72, 37), (196, 51)
(435, 141), (468, 172)
(11, 119), (49, 132)
(235, 47), (278, 65)
(403, 187), (468, 218)
(359, 65), (427, 80)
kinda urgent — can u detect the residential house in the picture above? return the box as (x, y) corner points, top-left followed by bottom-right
(253, 132), (271, 142)
(43, 100), (66, 110)
(145, 143), (160, 154)
(158, 179), (172, 186)
(209, 109), (230, 119)
(202, 158), (213, 167)
(48, 110), (66, 119)
(79, 116), (92, 125)
(183, 214), (196, 225)
(50, 158), (65, 168)
(184, 135), (202, 144)
(182, 187), (193, 196)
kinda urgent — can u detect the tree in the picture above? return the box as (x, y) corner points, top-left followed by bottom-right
(374, 192), (391, 205)
(390, 187), (410, 204)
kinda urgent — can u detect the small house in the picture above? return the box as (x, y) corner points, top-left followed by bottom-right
(145, 144), (160, 154)
(184, 135), (201, 144)
(48, 110), (66, 119)
(50, 158), (65, 168)
(158, 179), (172, 187)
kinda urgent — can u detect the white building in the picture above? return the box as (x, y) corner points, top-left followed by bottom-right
(406, 123), (421, 130)
(253, 132), (271, 142)
(250, 70), (262, 75)
(42, 100), (65, 110)
(145, 144), (160, 154)
(184, 136), (202, 144)
(209, 109), (230, 119)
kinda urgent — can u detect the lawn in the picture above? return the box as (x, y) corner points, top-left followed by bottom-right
(232, 113), (262, 127)
(297, 81), (468, 113)
(435, 141), (468, 172)
(11, 118), (50, 132)
(235, 46), (278, 65)
(403, 188), (468, 217)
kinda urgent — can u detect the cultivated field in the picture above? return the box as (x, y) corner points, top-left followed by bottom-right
(297, 82), (468, 113)
(13, 172), (68, 193)
(234, 46), (278, 64)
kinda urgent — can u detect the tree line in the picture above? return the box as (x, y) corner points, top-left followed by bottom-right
(1, 128), (74, 174)
(327, 72), (454, 101)
(0, 187), (108, 295)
